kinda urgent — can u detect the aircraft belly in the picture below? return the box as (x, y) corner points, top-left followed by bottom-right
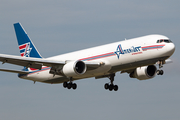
(42, 77), (68, 84)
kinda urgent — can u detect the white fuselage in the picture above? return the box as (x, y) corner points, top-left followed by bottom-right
(20, 35), (175, 83)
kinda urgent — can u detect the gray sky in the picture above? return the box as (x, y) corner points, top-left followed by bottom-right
(0, 0), (180, 120)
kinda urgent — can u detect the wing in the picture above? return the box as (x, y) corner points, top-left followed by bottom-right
(0, 54), (65, 69)
(0, 54), (102, 70)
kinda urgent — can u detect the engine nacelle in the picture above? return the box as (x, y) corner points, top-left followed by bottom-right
(62, 60), (86, 77)
(130, 65), (157, 80)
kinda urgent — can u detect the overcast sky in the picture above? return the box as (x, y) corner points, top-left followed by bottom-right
(0, 0), (180, 120)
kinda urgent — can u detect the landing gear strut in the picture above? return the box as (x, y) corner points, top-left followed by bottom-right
(104, 73), (118, 91)
(63, 77), (77, 90)
(157, 60), (164, 75)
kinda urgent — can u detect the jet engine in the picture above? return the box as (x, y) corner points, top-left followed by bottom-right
(130, 65), (157, 80)
(62, 60), (86, 77)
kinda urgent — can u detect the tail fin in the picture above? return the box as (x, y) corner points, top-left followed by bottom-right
(14, 23), (42, 58)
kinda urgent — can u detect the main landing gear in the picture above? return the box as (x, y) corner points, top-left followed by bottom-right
(156, 60), (164, 75)
(63, 77), (77, 90)
(63, 82), (77, 89)
(104, 73), (118, 91)
(63, 75), (119, 91)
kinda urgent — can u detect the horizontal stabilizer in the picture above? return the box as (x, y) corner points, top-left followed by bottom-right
(0, 68), (29, 74)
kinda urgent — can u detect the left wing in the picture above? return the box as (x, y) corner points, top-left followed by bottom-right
(0, 54), (102, 70)
(0, 54), (65, 69)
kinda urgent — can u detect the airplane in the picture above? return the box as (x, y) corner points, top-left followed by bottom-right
(0, 23), (175, 91)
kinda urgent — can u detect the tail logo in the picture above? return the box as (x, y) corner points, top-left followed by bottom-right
(19, 42), (32, 57)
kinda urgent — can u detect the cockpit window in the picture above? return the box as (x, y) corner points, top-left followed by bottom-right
(157, 39), (172, 43)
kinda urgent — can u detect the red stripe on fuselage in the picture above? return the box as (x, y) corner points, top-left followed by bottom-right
(79, 52), (115, 61)
(142, 44), (165, 49)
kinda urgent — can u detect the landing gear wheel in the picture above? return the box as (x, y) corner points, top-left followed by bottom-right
(157, 70), (160, 75)
(72, 83), (77, 90)
(160, 70), (164, 75)
(114, 85), (118, 91)
(157, 70), (164, 75)
(63, 82), (68, 88)
(104, 83), (109, 90)
(67, 83), (72, 89)
(109, 84), (114, 91)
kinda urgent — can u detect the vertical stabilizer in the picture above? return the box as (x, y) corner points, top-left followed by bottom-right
(14, 23), (42, 58)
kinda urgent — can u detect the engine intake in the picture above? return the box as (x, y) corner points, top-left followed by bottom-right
(130, 65), (157, 80)
(62, 60), (86, 77)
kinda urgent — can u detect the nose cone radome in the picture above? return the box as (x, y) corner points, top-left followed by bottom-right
(166, 43), (175, 56)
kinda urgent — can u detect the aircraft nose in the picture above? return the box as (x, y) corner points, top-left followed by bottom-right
(166, 43), (175, 56)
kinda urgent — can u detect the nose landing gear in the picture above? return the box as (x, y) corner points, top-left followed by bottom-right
(157, 70), (164, 75)
(157, 60), (164, 75)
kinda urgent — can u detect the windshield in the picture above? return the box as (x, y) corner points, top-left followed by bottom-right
(157, 39), (172, 43)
